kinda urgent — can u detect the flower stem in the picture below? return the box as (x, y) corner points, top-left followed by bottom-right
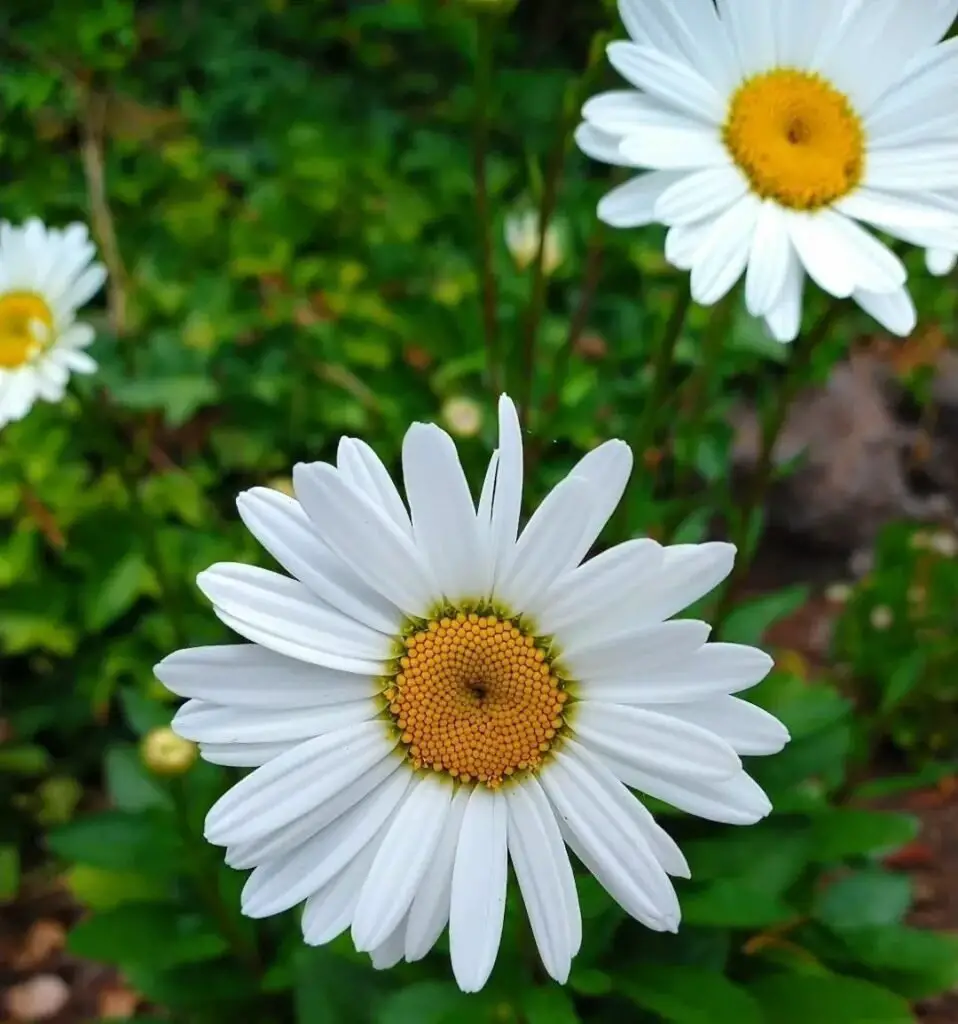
(711, 299), (846, 629)
(472, 15), (501, 395)
(619, 281), (692, 539)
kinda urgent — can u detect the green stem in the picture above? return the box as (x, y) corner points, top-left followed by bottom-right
(669, 291), (735, 527)
(711, 299), (846, 629)
(619, 281), (692, 539)
(518, 32), (608, 437)
(473, 15), (500, 395)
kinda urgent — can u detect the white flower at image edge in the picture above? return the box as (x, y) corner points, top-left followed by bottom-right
(0, 219), (106, 428)
(576, 0), (958, 341)
(155, 396), (789, 992)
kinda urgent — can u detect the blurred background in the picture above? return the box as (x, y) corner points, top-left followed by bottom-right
(1, 0), (958, 1021)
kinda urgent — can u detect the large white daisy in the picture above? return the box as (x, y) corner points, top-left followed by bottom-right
(155, 396), (787, 992)
(576, 0), (958, 342)
(0, 219), (106, 429)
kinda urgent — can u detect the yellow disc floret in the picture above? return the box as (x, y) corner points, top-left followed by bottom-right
(386, 611), (568, 788)
(0, 292), (54, 369)
(723, 69), (864, 211)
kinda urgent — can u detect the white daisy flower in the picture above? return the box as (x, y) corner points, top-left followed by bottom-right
(0, 219), (106, 429)
(155, 396), (787, 992)
(576, 0), (958, 342)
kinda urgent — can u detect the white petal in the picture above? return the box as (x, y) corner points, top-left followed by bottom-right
(606, 42), (726, 124)
(763, 246), (805, 343)
(541, 748), (679, 930)
(619, 123), (730, 170)
(853, 286), (917, 337)
(337, 437), (412, 537)
(927, 248), (957, 276)
(575, 123), (642, 168)
(745, 203), (793, 318)
(573, 701), (741, 782)
(154, 644), (377, 708)
(490, 396), (523, 578)
(352, 774), (453, 951)
(200, 741), (295, 767)
(654, 165), (748, 227)
(402, 424), (485, 602)
(293, 462), (438, 617)
(449, 786), (508, 993)
(495, 477), (594, 612)
(597, 171), (687, 227)
(561, 619), (711, 684)
(240, 767), (411, 918)
(560, 740), (689, 878)
(654, 695), (790, 756)
(404, 786), (471, 962)
(786, 212), (859, 298)
(225, 754), (403, 870)
(204, 721), (396, 847)
(717, 0), (777, 74)
(173, 697), (376, 744)
(302, 826), (385, 945)
(537, 538), (664, 641)
(600, 754), (773, 825)
(665, 219), (715, 271)
(506, 776), (581, 983)
(865, 143), (958, 192)
(369, 922), (407, 970)
(690, 196), (761, 305)
(197, 563), (391, 673)
(236, 488), (401, 634)
(582, 90), (684, 136)
(580, 641), (774, 704)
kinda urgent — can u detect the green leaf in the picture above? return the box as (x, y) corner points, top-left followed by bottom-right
(621, 965), (763, 1024)
(83, 551), (153, 631)
(47, 810), (183, 877)
(521, 986), (581, 1024)
(377, 981), (469, 1024)
(682, 820), (811, 888)
(0, 844), (20, 901)
(295, 946), (381, 1023)
(105, 745), (172, 812)
(681, 877), (795, 929)
(809, 810), (918, 863)
(109, 375), (217, 426)
(748, 973), (913, 1024)
(0, 743), (51, 774)
(65, 865), (169, 910)
(832, 926), (958, 1000)
(118, 687), (173, 736)
(569, 967), (613, 996)
(814, 870), (912, 929)
(880, 650), (927, 713)
(68, 903), (228, 970)
(718, 585), (809, 646)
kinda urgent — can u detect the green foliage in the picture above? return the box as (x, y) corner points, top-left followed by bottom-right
(2, 1), (957, 1022)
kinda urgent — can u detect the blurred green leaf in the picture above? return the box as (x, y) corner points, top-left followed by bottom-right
(813, 870), (912, 929)
(0, 743), (51, 774)
(65, 865), (169, 910)
(83, 551), (154, 631)
(68, 903), (228, 970)
(521, 986), (580, 1024)
(808, 811), (918, 863)
(47, 810), (183, 876)
(621, 965), (763, 1023)
(748, 973), (913, 1024)
(681, 877), (794, 929)
(718, 586), (809, 646)
(830, 926), (958, 1000)
(0, 845), (20, 901)
(105, 744), (172, 812)
(378, 981), (470, 1024)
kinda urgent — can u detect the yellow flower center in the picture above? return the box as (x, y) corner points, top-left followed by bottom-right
(385, 611), (568, 788)
(723, 69), (864, 211)
(0, 292), (54, 369)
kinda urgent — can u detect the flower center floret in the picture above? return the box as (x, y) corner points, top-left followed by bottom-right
(385, 609), (569, 788)
(723, 69), (865, 211)
(0, 292), (54, 369)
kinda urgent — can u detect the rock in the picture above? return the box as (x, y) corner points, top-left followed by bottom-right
(732, 353), (944, 551)
(5, 974), (70, 1021)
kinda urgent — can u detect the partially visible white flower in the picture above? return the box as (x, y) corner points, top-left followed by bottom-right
(0, 219), (106, 429)
(505, 210), (565, 276)
(824, 582), (853, 605)
(577, 0), (958, 342)
(870, 605), (894, 631)
(441, 395), (484, 438)
(156, 395), (786, 993)
(927, 248), (957, 276)
(929, 531), (958, 558)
